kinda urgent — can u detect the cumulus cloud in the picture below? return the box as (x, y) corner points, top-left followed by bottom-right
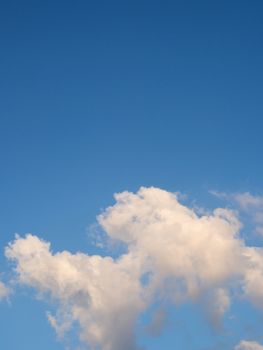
(5, 187), (263, 349)
(99, 188), (245, 304)
(235, 340), (263, 350)
(5, 234), (144, 350)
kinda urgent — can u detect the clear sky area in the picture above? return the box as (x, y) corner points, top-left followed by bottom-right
(1, 1), (263, 349)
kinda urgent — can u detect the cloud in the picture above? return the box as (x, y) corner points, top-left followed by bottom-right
(99, 188), (244, 303)
(235, 340), (263, 350)
(211, 191), (263, 236)
(145, 308), (167, 337)
(234, 193), (263, 236)
(0, 280), (9, 300)
(5, 234), (144, 350)
(209, 190), (263, 211)
(5, 187), (263, 349)
(234, 193), (263, 211)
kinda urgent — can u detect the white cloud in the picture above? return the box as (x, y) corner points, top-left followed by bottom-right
(6, 187), (263, 349)
(99, 187), (244, 303)
(235, 340), (263, 350)
(234, 193), (263, 211)
(6, 234), (144, 350)
(211, 191), (263, 236)
(234, 193), (263, 235)
(242, 246), (263, 308)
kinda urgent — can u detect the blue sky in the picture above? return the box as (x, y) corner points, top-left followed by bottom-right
(1, 1), (263, 349)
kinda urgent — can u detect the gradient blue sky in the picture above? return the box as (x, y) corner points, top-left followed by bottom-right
(1, 1), (263, 349)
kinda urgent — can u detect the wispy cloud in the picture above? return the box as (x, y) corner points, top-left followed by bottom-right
(145, 308), (167, 337)
(235, 340), (263, 350)
(211, 190), (263, 236)
(0, 280), (9, 300)
(5, 187), (263, 349)
(234, 193), (263, 211)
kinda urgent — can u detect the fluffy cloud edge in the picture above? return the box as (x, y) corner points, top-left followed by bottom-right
(5, 187), (263, 350)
